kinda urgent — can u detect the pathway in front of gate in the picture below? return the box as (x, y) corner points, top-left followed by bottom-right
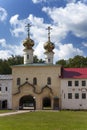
(0, 110), (30, 117)
(0, 110), (59, 117)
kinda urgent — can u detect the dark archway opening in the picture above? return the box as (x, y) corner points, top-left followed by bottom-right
(53, 97), (59, 110)
(43, 97), (51, 110)
(19, 95), (36, 110)
(2, 100), (7, 109)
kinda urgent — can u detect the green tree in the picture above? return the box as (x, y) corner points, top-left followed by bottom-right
(56, 59), (67, 67)
(56, 55), (87, 68)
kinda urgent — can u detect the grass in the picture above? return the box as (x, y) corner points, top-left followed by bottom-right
(0, 111), (87, 130)
(0, 110), (15, 113)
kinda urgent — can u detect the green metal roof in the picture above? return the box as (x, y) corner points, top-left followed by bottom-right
(12, 63), (61, 67)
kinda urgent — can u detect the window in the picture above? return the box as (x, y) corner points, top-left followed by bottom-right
(47, 77), (51, 85)
(68, 93), (72, 99)
(64, 93), (65, 99)
(17, 78), (21, 85)
(48, 59), (50, 63)
(75, 81), (79, 86)
(33, 77), (37, 85)
(27, 55), (29, 59)
(75, 93), (79, 99)
(82, 81), (86, 86)
(68, 81), (72, 86)
(82, 93), (86, 99)
(5, 87), (8, 91)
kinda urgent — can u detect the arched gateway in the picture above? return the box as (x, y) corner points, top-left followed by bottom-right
(43, 97), (51, 109)
(19, 95), (36, 110)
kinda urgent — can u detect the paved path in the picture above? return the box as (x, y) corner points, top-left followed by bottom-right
(0, 110), (30, 117)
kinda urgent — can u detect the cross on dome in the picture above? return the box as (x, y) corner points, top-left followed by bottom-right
(46, 26), (52, 42)
(25, 23), (31, 39)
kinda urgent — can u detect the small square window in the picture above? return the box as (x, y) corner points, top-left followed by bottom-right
(75, 93), (79, 99)
(82, 93), (86, 99)
(75, 81), (79, 86)
(68, 81), (72, 86)
(68, 93), (72, 99)
(82, 81), (86, 86)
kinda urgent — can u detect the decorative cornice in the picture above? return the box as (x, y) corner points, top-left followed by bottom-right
(13, 82), (53, 95)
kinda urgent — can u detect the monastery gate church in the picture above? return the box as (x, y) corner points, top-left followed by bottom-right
(12, 25), (61, 110)
(1, 24), (87, 110)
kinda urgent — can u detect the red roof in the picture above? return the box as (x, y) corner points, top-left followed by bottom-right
(62, 68), (87, 79)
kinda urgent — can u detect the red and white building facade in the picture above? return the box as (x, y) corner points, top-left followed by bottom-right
(61, 68), (87, 110)
(1, 68), (87, 110)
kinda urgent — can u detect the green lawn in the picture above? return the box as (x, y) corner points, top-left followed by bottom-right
(0, 110), (15, 113)
(0, 111), (87, 130)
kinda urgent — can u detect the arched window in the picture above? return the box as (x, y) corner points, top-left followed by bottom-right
(27, 54), (29, 59)
(17, 78), (21, 85)
(47, 77), (51, 85)
(43, 97), (51, 109)
(33, 77), (37, 85)
(5, 87), (8, 91)
(0, 87), (1, 92)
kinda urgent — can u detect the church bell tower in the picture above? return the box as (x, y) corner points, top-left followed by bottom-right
(23, 24), (34, 64)
(44, 26), (55, 64)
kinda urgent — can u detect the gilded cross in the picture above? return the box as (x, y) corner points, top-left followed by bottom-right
(46, 26), (52, 41)
(25, 23), (31, 38)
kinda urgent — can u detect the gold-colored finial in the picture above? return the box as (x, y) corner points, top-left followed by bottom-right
(25, 23), (31, 38)
(46, 26), (52, 42)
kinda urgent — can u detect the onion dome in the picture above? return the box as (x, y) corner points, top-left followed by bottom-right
(44, 40), (55, 52)
(23, 23), (34, 49)
(23, 38), (34, 49)
(44, 26), (55, 52)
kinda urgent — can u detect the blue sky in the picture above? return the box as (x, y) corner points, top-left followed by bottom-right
(0, 0), (87, 62)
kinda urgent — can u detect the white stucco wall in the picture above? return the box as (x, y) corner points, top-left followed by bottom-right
(0, 75), (12, 109)
(61, 79), (87, 110)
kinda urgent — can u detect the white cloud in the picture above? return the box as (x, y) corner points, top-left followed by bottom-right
(0, 7), (7, 22)
(34, 42), (44, 59)
(82, 42), (87, 47)
(0, 38), (23, 59)
(32, 0), (46, 3)
(0, 50), (11, 59)
(0, 39), (6, 47)
(42, 2), (87, 38)
(9, 14), (27, 37)
(32, 0), (87, 4)
(55, 43), (83, 61)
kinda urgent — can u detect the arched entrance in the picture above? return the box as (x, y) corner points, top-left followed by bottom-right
(19, 95), (36, 110)
(2, 100), (7, 109)
(43, 97), (51, 110)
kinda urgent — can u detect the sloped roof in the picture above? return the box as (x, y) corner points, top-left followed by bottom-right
(0, 75), (12, 80)
(62, 68), (87, 79)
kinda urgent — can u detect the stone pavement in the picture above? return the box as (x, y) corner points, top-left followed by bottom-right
(0, 110), (30, 117)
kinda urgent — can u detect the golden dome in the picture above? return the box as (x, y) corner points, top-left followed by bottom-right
(44, 40), (55, 52)
(23, 38), (34, 49)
